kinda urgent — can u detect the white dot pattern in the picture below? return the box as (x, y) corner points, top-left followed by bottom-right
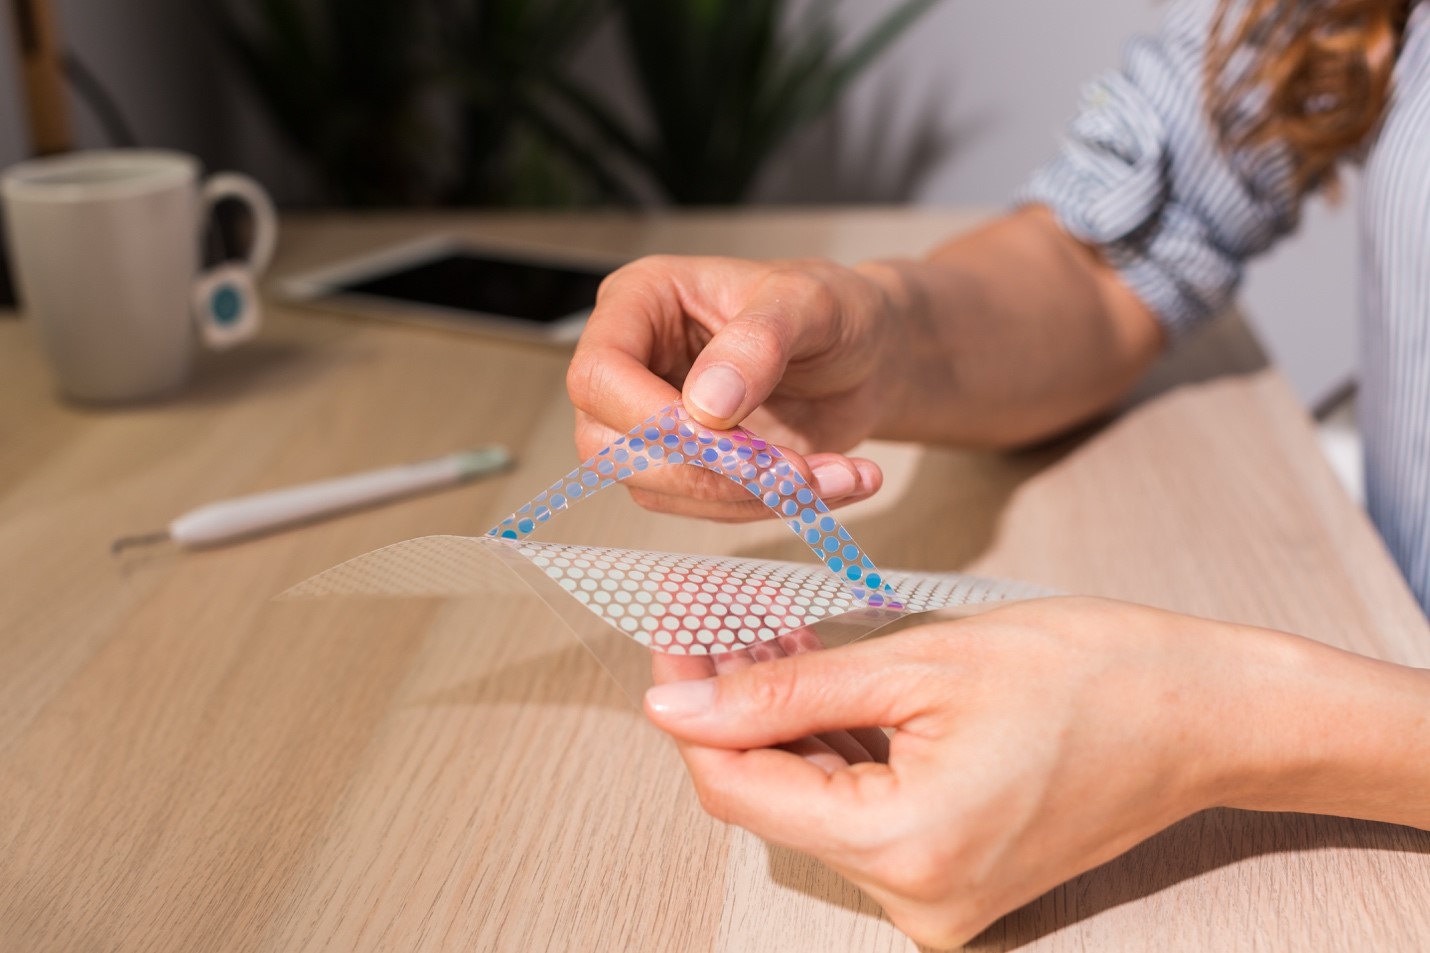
(515, 541), (866, 655)
(281, 536), (1055, 656)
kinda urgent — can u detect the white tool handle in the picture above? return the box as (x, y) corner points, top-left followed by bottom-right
(169, 450), (506, 546)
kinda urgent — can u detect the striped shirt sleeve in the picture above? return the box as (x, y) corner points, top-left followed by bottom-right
(1360, 0), (1430, 612)
(1016, 0), (1305, 337)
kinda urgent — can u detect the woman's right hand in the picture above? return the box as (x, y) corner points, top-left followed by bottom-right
(566, 254), (909, 520)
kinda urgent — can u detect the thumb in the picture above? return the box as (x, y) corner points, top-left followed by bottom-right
(682, 274), (835, 428)
(682, 318), (790, 429)
(644, 642), (918, 748)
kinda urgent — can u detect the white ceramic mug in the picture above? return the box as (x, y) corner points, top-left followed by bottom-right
(1, 149), (277, 402)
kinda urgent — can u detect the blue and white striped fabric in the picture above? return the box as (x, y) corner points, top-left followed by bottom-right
(1020, 0), (1430, 613)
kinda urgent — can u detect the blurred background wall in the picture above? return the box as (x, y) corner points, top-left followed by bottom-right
(0, 0), (1357, 406)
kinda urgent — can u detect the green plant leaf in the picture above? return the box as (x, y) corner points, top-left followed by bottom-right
(519, 92), (644, 205)
(820, 0), (940, 115)
(437, 0), (618, 206)
(580, 0), (935, 205)
(544, 71), (657, 171)
(212, 0), (935, 208)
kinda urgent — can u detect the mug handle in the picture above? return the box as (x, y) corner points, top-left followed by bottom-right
(191, 172), (278, 350)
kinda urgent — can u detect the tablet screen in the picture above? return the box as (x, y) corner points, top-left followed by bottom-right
(335, 252), (611, 324)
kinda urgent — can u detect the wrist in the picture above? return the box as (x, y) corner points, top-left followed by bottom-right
(1200, 625), (1430, 829)
(852, 257), (930, 438)
(1188, 626), (1326, 811)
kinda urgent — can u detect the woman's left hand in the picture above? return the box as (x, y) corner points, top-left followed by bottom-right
(643, 597), (1319, 948)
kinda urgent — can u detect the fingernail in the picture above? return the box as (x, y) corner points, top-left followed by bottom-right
(811, 462), (856, 499)
(646, 678), (716, 718)
(688, 365), (746, 420)
(853, 459), (881, 490)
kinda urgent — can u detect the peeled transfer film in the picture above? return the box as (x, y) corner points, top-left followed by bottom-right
(488, 403), (905, 612)
(287, 403), (1053, 662)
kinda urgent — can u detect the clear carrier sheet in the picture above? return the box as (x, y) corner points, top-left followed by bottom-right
(286, 403), (1052, 696)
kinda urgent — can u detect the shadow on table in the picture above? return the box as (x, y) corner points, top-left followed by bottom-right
(52, 333), (355, 415)
(412, 601), (651, 715)
(970, 809), (1430, 951)
(729, 439), (1072, 575)
(1125, 309), (1269, 406)
(730, 312), (1268, 577)
(182, 334), (367, 408)
(759, 809), (1430, 952)
(413, 640), (632, 713)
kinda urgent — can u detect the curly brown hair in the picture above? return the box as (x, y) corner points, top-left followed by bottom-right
(1208, 0), (1414, 189)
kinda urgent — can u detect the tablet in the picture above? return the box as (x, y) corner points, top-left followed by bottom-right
(277, 235), (620, 344)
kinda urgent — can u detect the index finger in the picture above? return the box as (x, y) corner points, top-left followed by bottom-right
(567, 261), (688, 433)
(677, 743), (894, 856)
(651, 651), (717, 685)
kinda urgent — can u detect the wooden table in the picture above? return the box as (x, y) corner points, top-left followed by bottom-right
(2, 210), (1427, 952)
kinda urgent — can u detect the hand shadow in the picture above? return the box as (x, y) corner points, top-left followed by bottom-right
(411, 638), (637, 714)
(968, 808), (1430, 951)
(760, 808), (1430, 952)
(732, 439), (1071, 575)
(407, 587), (659, 714)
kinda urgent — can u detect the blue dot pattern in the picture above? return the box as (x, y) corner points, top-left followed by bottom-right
(487, 402), (906, 612)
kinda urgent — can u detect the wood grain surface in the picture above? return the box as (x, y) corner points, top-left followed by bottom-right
(1, 209), (1426, 952)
